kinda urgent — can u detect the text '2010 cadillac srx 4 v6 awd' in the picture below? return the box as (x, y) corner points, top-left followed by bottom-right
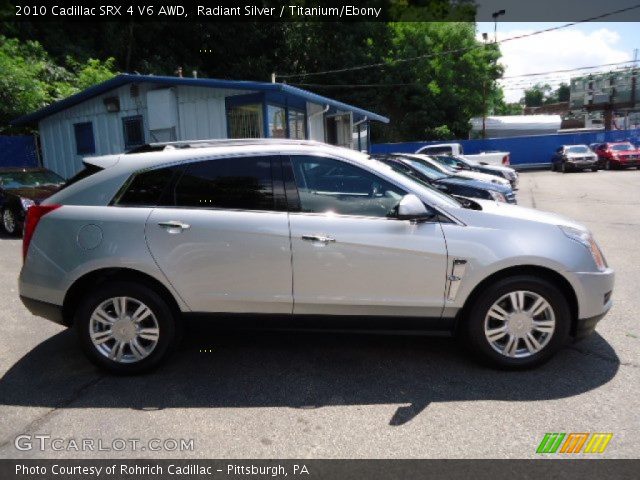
(19, 140), (614, 373)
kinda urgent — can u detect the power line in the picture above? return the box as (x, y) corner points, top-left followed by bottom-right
(502, 60), (638, 79)
(277, 3), (640, 80)
(290, 61), (639, 90)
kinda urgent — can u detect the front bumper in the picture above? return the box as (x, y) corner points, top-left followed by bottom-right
(567, 160), (598, 169)
(571, 268), (614, 336)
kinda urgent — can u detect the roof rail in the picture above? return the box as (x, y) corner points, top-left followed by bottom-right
(125, 138), (326, 154)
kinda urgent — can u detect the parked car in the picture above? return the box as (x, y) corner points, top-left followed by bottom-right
(19, 139), (613, 373)
(374, 154), (516, 204)
(409, 154), (512, 188)
(415, 142), (511, 167)
(592, 142), (640, 170)
(0, 167), (65, 236)
(426, 153), (519, 189)
(551, 145), (599, 173)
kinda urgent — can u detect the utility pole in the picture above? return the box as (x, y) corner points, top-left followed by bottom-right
(482, 80), (487, 139)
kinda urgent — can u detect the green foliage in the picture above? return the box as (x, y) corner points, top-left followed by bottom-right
(523, 82), (570, 107)
(0, 35), (117, 132)
(4, 16), (507, 142)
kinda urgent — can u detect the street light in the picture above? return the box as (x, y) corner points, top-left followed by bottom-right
(492, 9), (506, 42)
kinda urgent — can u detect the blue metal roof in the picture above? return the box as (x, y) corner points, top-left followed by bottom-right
(12, 73), (389, 125)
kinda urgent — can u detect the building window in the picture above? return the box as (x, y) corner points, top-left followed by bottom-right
(73, 122), (95, 155)
(227, 104), (263, 138)
(267, 105), (286, 138)
(288, 109), (306, 139)
(122, 115), (145, 148)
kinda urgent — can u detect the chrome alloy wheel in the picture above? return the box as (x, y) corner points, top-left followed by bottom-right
(89, 296), (160, 363)
(483, 290), (555, 358)
(3, 209), (16, 234)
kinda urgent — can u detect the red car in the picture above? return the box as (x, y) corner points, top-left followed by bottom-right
(593, 142), (640, 170)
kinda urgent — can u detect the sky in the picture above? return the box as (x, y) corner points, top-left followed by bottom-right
(476, 22), (640, 102)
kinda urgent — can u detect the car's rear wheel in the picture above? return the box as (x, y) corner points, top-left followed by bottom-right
(75, 281), (178, 374)
(2, 208), (19, 236)
(462, 275), (571, 369)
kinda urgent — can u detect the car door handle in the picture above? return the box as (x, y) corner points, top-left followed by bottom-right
(158, 221), (190, 232)
(302, 234), (336, 244)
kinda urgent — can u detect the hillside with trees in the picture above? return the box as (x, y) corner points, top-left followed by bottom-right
(2, 17), (506, 142)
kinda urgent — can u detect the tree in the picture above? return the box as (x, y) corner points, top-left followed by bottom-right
(0, 36), (117, 132)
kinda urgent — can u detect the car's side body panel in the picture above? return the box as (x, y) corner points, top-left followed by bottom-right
(145, 208), (293, 314)
(288, 213), (448, 317)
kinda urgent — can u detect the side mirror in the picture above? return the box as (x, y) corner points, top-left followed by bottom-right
(397, 194), (432, 221)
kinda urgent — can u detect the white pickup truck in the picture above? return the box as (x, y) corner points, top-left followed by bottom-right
(416, 143), (511, 167)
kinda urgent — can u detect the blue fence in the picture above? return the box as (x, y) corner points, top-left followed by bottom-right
(372, 128), (640, 168)
(0, 135), (39, 169)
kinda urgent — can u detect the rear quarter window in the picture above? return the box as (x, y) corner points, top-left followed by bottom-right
(116, 167), (178, 206)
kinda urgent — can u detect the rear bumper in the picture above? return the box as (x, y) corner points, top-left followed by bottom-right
(20, 295), (66, 326)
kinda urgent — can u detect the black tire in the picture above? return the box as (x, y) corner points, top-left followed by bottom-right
(550, 162), (555, 172)
(74, 281), (178, 374)
(591, 168), (598, 172)
(605, 160), (611, 170)
(461, 275), (571, 369)
(561, 162), (568, 173)
(1, 207), (20, 236)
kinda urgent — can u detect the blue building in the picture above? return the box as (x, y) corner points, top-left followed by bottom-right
(12, 74), (388, 178)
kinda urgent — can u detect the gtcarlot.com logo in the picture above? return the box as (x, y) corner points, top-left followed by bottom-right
(536, 433), (613, 454)
(14, 434), (194, 452)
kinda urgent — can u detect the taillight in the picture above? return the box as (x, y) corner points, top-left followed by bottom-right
(502, 155), (510, 166)
(23, 204), (61, 260)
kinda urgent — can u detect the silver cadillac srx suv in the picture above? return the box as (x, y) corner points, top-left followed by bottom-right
(19, 140), (614, 373)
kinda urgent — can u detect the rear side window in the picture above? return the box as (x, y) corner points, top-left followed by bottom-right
(172, 156), (276, 211)
(117, 167), (176, 206)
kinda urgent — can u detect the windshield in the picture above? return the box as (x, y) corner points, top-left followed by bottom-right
(567, 146), (589, 154)
(611, 143), (635, 151)
(458, 155), (480, 167)
(0, 170), (64, 189)
(408, 154), (455, 174)
(376, 160), (461, 208)
(401, 158), (449, 181)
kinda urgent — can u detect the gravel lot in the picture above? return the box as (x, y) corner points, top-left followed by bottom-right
(0, 169), (638, 459)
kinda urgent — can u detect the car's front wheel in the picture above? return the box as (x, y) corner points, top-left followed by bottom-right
(1, 208), (20, 236)
(75, 281), (178, 374)
(462, 275), (571, 369)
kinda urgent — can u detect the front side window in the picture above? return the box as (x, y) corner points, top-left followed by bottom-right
(172, 156), (275, 211)
(122, 115), (145, 148)
(290, 155), (405, 218)
(74, 122), (95, 155)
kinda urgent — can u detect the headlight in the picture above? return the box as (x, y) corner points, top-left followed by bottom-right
(20, 197), (35, 210)
(559, 226), (607, 271)
(488, 190), (507, 202)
